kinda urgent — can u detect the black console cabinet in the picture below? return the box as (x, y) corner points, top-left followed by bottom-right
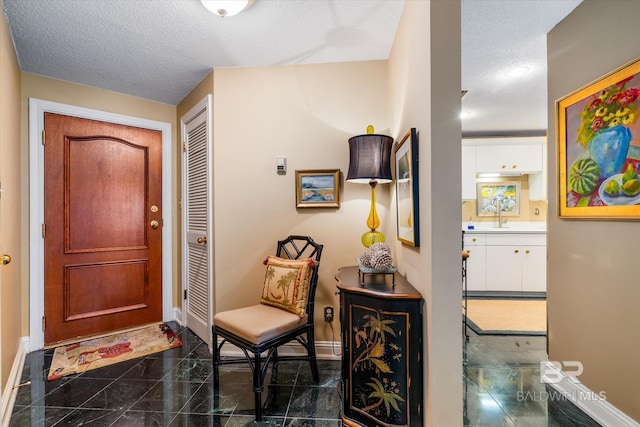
(335, 266), (424, 427)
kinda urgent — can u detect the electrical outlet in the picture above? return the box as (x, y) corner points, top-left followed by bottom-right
(324, 306), (334, 322)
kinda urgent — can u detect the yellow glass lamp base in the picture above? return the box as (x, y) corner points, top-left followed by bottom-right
(361, 180), (385, 247)
(362, 230), (385, 248)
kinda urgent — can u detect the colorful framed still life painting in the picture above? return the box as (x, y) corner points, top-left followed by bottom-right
(558, 57), (640, 219)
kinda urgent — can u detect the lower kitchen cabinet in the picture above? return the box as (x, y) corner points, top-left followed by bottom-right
(485, 244), (546, 292)
(463, 233), (487, 291)
(335, 266), (424, 427)
(464, 232), (546, 293)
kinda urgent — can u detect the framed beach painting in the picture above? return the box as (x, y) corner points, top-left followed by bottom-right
(558, 57), (640, 219)
(477, 182), (520, 217)
(395, 128), (419, 247)
(295, 169), (340, 208)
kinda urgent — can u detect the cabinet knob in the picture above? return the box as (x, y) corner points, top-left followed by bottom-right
(467, 250), (471, 254)
(472, 238), (477, 242)
(525, 249), (530, 254)
(514, 249), (519, 254)
(501, 165), (506, 169)
(512, 165), (517, 169)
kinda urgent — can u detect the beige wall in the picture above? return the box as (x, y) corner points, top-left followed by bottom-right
(212, 61), (391, 342)
(548, 1), (640, 421)
(20, 74), (178, 335)
(389, 1), (462, 425)
(0, 1), (22, 393)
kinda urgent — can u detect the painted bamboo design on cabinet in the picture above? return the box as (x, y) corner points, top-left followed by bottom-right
(350, 304), (410, 425)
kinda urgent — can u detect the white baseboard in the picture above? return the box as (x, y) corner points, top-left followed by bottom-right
(542, 362), (640, 427)
(217, 339), (342, 361)
(172, 307), (184, 326)
(1, 337), (29, 427)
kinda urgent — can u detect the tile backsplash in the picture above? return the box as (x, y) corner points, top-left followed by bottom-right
(462, 175), (547, 223)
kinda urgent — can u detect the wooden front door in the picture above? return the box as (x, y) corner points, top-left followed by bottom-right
(44, 113), (163, 345)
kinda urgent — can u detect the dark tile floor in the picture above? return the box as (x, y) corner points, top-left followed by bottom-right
(463, 329), (601, 427)
(8, 322), (601, 426)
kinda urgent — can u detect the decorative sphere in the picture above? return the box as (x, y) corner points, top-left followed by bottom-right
(361, 230), (385, 248)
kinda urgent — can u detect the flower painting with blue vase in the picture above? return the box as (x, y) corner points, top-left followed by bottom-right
(562, 62), (640, 213)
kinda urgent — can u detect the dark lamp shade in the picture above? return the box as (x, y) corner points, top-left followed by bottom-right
(346, 134), (393, 184)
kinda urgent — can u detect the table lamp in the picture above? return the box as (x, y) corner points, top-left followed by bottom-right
(347, 126), (393, 247)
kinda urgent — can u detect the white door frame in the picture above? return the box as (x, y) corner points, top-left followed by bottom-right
(28, 98), (173, 350)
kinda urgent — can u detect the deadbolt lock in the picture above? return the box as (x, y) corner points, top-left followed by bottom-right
(150, 220), (160, 229)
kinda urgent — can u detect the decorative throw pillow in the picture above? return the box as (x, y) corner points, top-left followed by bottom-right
(260, 255), (316, 317)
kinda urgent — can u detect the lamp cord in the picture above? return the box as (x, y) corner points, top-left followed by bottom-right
(328, 321), (341, 357)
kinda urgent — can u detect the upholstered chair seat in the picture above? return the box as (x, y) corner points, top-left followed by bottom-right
(213, 304), (308, 344)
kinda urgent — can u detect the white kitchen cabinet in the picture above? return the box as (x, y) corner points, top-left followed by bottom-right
(521, 245), (547, 292)
(475, 144), (543, 174)
(461, 145), (477, 200)
(463, 233), (486, 291)
(529, 144), (548, 200)
(485, 245), (522, 291)
(464, 232), (546, 293)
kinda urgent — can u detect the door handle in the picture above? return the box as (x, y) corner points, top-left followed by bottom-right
(197, 237), (207, 244)
(150, 220), (159, 229)
(2, 254), (11, 265)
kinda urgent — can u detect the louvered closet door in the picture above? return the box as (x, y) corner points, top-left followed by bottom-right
(181, 96), (212, 346)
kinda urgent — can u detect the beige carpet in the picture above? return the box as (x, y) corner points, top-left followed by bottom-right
(465, 299), (546, 336)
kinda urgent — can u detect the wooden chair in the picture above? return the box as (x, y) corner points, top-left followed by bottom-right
(211, 235), (323, 420)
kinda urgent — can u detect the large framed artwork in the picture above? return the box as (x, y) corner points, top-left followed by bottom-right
(295, 169), (340, 208)
(558, 57), (640, 219)
(395, 128), (419, 247)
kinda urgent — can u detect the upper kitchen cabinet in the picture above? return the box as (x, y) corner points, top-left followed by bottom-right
(474, 138), (544, 174)
(461, 137), (547, 200)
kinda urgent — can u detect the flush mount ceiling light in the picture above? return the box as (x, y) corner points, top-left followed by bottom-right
(201, 0), (254, 17)
(505, 65), (530, 78)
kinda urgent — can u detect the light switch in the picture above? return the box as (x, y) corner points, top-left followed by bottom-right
(276, 157), (286, 175)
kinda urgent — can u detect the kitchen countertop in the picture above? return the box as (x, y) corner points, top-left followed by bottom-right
(462, 221), (546, 234)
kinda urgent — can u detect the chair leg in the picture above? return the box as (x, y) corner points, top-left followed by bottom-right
(212, 329), (220, 389)
(307, 328), (320, 383)
(253, 351), (263, 421)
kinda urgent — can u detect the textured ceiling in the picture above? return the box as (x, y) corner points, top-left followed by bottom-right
(3, 0), (582, 134)
(3, 0), (404, 105)
(461, 0), (582, 135)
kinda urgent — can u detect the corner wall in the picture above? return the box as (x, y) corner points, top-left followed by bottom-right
(0, 0), (23, 393)
(388, 1), (462, 425)
(548, 1), (640, 421)
(212, 61), (390, 342)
